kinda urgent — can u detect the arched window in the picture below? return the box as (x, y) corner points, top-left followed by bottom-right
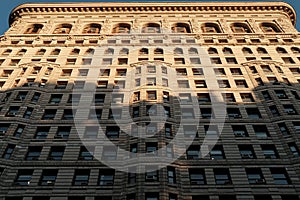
(120, 48), (129, 55)
(208, 47), (218, 54)
(242, 47), (253, 54)
(50, 49), (61, 55)
(139, 48), (149, 55)
(142, 23), (161, 33)
(174, 48), (183, 54)
(71, 49), (80, 55)
(223, 47), (233, 54)
(291, 47), (300, 54)
(83, 23), (101, 34)
(53, 24), (72, 34)
(85, 48), (95, 56)
(36, 49), (46, 56)
(171, 23), (191, 33)
(260, 23), (281, 33)
(154, 48), (163, 55)
(231, 23), (252, 33)
(104, 48), (114, 55)
(257, 47), (268, 54)
(188, 48), (198, 55)
(201, 23), (221, 33)
(276, 47), (287, 54)
(112, 23), (131, 34)
(2, 49), (12, 56)
(16, 49), (27, 56)
(24, 24), (43, 34)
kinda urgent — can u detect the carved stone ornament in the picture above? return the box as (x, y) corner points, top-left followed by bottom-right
(277, 17), (292, 31)
(67, 36), (73, 40)
(195, 34), (201, 40)
(0, 36), (7, 41)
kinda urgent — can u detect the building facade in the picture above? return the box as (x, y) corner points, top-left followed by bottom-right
(0, 2), (300, 200)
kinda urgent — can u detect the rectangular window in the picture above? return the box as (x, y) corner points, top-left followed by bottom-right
(2, 144), (15, 159)
(94, 94), (105, 104)
(49, 94), (63, 104)
(197, 93), (211, 103)
(186, 145), (200, 160)
(48, 146), (65, 160)
(214, 168), (231, 185)
(79, 146), (94, 160)
(239, 145), (256, 159)
(13, 125), (25, 138)
(167, 166), (176, 184)
(210, 145), (225, 159)
(102, 146), (117, 160)
(14, 169), (33, 186)
(106, 126), (120, 138)
(261, 145), (279, 159)
(73, 169), (90, 186)
(25, 146), (42, 160)
(35, 127), (50, 139)
(39, 169), (58, 186)
(84, 126), (98, 138)
(98, 169), (115, 185)
(145, 166), (158, 182)
(189, 168), (206, 185)
(246, 168), (265, 184)
(55, 126), (71, 139)
(270, 168), (291, 185)
(42, 109), (56, 120)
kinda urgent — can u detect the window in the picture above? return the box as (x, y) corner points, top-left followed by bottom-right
(78, 146), (94, 160)
(291, 47), (300, 54)
(253, 125), (270, 138)
(278, 122), (290, 135)
(282, 57), (295, 64)
(16, 49), (27, 56)
(187, 145), (200, 159)
(172, 23), (191, 33)
(190, 58), (201, 64)
(223, 47), (233, 54)
(145, 166), (159, 181)
(262, 91), (271, 101)
(94, 94), (105, 104)
(50, 49), (60, 55)
(39, 169), (58, 186)
(14, 169), (33, 185)
(25, 146), (42, 160)
(261, 22), (281, 33)
(179, 93), (191, 103)
(62, 109), (74, 120)
(222, 93), (236, 103)
(192, 196), (209, 200)
(176, 68), (187, 76)
(201, 108), (213, 119)
(145, 193), (159, 200)
(84, 126), (98, 138)
(235, 80), (248, 88)
(13, 125), (25, 138)
(118, 58), (128, 65)
(231, 23), (252, 33)
(85, 48), (95, 55)
(239, 145), (256, 159)
(192, 68), (203, 75)
(226, 57), (238, 64)
(201, 23), (221, 33)
(288, 142), (300, 157)
(169, 194), (177, 200)
(147, 91), (157, 100)
(241, 93), (254, 102)
(226, 108), (242, 119)
(188, 48), (198, 54)
(35, 127), (49, 139)
(210, 145), (225, 159)
(218, 80), (230, 88)
(242, 47), (253, 54)
(195, 80), (207, 88)
(276, 47), (287, 54)
(174, 58), (185, 64)
(106, 126), (120, 138)
(257, 47), (268, 54)
(112, 23), (131, 33)
(55, 126), (71, 139)
(2, 144), (15, 159)
(283, 105), (297, 115)
(2, 70), (13, 77)
(219, 195), (237, 200)
(82, 23), (101, 34)
(108, 108), (122, 119)
(197, 93), (211, 103)
(128, 167), (137, 184)
(142, 23), (160, 33)
(232, 125), (248, 137)
(230, 68), (242, 75)
(181, 108), (195, 119)
(281, 195), (299, 200)
(25, 24), (43, 34)
(102, 146), (117, 160)
(53, 24), (72, 34)
(6, 106), (19, 117)
(261, 145), (279, 159)
(246, 168), (265, 184)
(49, 94), (62, 104)
(73, 169), (90, 186)
(146, 143), (158, 156)
(102, 58), (112, 65)
(269, 105), (280, 116)
(189, 168), (206, 185)
(42, 109), (56, 120)
(214, 168), (232, 185)
(254, 195), (272, 200)
(48, 146), (65, 160)
(23, 107), (33, 119)
(167, 167), (176, 184)
(98, 169), (115, 185)
(270, 168), (291, 185)
(215, 68), (226, 75)
(165, 123), (172, 137)
(246, 108), (261, 119)
(293, 122), (300, 134)
(55, 81), (68, 89)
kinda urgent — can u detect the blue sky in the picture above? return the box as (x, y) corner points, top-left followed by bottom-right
(0, 0), (299, 34)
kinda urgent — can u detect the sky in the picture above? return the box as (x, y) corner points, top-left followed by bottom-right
(0, 0), (299, 34)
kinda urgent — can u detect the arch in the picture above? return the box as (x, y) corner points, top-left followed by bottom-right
(154, 48), (163, 55)
(83, 23), (101, 34)
(208, 47), (218, 54)
(291, 47), (300, 54)
(223, 47), (233, 54)
(174, 48), (183, 54)
(142, 23), (161, 33)
(276, 47), (287, 54)
(242, 47), (253, 54)
(139, 48), (149, 55)
(24, 24), (43, 34)
(50, 49), (61, 55)
(188, 48), (198, 54)
(171, 23), (191, 33)
(260, 22), (281, 33)
(120, 48), (129, 55)
(104, 48), (114, 55)
(231, 23), (252, 33)
(201, 23), (221, 33)
(112, 23), (131, 34)
(257, 47), (268, 54)
(53, 24), (72, 34)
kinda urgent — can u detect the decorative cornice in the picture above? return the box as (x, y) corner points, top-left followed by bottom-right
(241, 60), (285, 66)
(9, 2), (297, 26)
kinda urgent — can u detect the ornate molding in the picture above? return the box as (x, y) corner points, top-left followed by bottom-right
(241, 60), (285, 67)
(9, 2), (297, 26)
(18, 62), (61, 69)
